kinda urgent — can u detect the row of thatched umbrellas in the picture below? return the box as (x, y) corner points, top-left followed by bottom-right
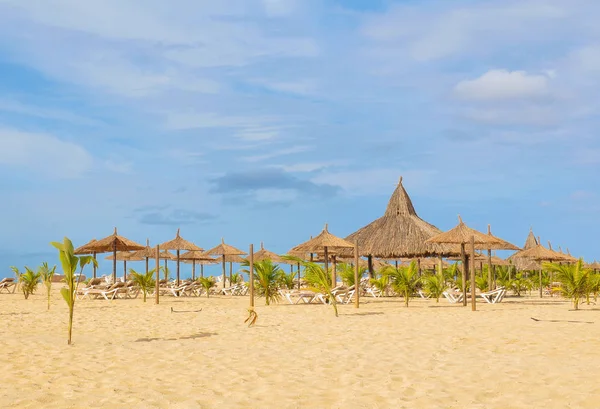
(73, 177), (582, 310)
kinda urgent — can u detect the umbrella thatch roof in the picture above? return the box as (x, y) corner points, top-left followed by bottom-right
(426, 216), (510, 249)
(485, 225), (520, 251)
(83, 228), (145, 253)
(523, 228), (538, 250)
(586, 261), (600, 269)
(131, 239), (176, 260)
(74, 239), (97, 255)
(180, 250), (216, 261)
(251, 243), (284, 263)
(292, 224), (355, 253)
(345, 177), (455, 258)
(159, 229), (202, 251)
(402, 258), (450, 269)
(517, 259), (542, 270)
(510, 244), (572, 262)
(105, 251), (135, 261)
(206, 238), (246, 257)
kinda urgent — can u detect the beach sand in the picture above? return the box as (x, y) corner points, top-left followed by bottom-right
(1, 288), (599, 408)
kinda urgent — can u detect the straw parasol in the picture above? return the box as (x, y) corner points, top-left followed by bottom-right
(523, 228), (538, 250)
(509, 239), (573, 298)
(251, 242), (284, 263)
(81, 228), (145, 282)
(105, 251), (135, 281)
(483, 225), (520, 290)
(345, 178), (457, 273)
(426, 216), (516, 310)
(206, 238), (247, 287)
(75, 238), (99, 278)
(401, 258), (450, 270)
(291, 223), (355, 287)
(159, 229), (202, 286)
(130, 239), (175, 279)
(180, 250), (217, 280)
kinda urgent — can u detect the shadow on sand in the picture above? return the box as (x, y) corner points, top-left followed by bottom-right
(135, 332), (217, 342)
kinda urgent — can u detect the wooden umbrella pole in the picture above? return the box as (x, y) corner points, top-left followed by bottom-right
(249, 244), (255, 308)
(112, 241), (117, 283)
(438, 256), (443, 280)
(297, 262), (301, 289)
(155, 245), (160, 305)
(201, 264), (204, 278)
(145, 257), (149, 275)
(123, 260), (127, 282)
(539, 269), (543, 298)
(487, 249), (493, 291)
(395, 260), (398, 269)
(470, 236), (476, 312)
(229, 262), (233, 286)
(331, 254), (337, 288)
(417, 258), (422, 277)
(192, 260), (196, 280)
(93, 252), (97, 279)
(354, 240), (360, 308)
(324, 246), (330, 289)
(461, 243), (467, 307)
(222, 255), (226, 288)
(368, 255), (374, 279)
(176, 249), (180, 286)
(164, 259), (167, 280)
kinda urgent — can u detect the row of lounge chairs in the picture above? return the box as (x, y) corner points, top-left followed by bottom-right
(442, 286), (507, 304)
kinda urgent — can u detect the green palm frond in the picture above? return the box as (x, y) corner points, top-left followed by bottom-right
(241, 259), (282, 305)
(338, 262), (365, 287)
(20, 267), (42, 300)
(382, 261), (420, 307)
(422, 273), (446, 302)
(129, 268), (156, 302)
(39, 262), (57, 310)
(198, 276), (216, 298)
(544, 259), (590, 310)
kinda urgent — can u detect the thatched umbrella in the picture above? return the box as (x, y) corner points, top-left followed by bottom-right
(131, 239), (175, 278)
(523, 228), (539, 250)
(180, 250), (217, 280)
(206, 238), (246, 288)
(291, 223), (355, 286)
(484, 225), (520, 290)
(81, 228), (145, 282)
(345, 177), (456, 278)
(510, 240), (572, 297)
(426, 216), (513, 310)
(105, 251), (135, 282)
(75, 238), (98, 278)
(555, 244), (577, 263)
(159, 229), (202, 286)
(401, 258), (449, 270)
(251, 242), (284, 263)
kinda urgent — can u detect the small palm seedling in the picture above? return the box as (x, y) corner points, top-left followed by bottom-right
(369, 274), (389, 297)
(10, 266), (22, 291)
(39, 262), (57, 310)
(51, 237), (98, 345)
(20, 267), (42, 300)
(198, 276), (216, 298)
(130, 268), (156, 302)
(285, 256), (339, 316)
(383, 261), (420, 307)
(475, 274), (488, 292)
(230, 272), (243, 285)
(241, 259), (282, 306)
(422, 273), (446, 302)
(278, 270), (297, 290)
(338, 262), (366, 287)
(544, 259), (590, 310)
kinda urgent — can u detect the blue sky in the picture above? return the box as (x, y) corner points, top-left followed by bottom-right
(1, 0), (599, 276)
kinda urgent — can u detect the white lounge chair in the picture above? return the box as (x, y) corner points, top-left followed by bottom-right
(442, 290), (464, 304)
(478, 287), (506, 304)
(0, 278), (16, 294)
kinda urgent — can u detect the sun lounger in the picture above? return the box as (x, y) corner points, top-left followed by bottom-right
(0, 278), (16, 294)
(442, 290), (464, 304)
(418, 290), (431, 299)
(478, 287), (506, 304)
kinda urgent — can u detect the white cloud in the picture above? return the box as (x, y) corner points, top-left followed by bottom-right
(454, 70), (550, 101)
(0, 128), (93, 178)
(460, 105), (558, 126)
(261, 0), (298, 17)
(0, 98), (101, 125)
(242, 146), (310, 162)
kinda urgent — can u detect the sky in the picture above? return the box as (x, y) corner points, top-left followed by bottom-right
(1, 0), (599, 277)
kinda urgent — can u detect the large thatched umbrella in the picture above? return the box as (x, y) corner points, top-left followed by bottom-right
(510, 241), (572, 298)
(105, 251), (135, 282)
(484, 225), (520, 290)
(523, 228), (539, 250)
(291, 223), (355, 286)
(251, 242), (284, 263)
(345, 177), (456, 278)
(81, 228), (145, 282)
(75, 238), (98, 278)
(426, 216), (514, 310)
(159, 229), (202, 286)
(180, 250), (217, 279)
(206, 239), (246, 288)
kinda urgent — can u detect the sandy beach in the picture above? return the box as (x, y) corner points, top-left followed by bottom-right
(1, 289), (599, 409)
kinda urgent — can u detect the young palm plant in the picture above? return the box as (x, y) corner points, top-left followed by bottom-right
(544, 259), (590, 310)
(39, 262), (57, 310)
(422, 273), (446, 302)
(278, 270), (297, 290)
(10, 266), (22, 291)
(383, 261), (420, 307)
(51, 237), (98, 345)
(198, 276), (216, 298)
(369, 274), (389, 297)
(338, 262), (365, 287)
(20, 267), (42, 299)
(475, 274), (488, 292)
(301, 260), (338, 316)
(129, 268), (156, 302)
(241, 259), (282, 306)
(586, 272), (600, 303)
